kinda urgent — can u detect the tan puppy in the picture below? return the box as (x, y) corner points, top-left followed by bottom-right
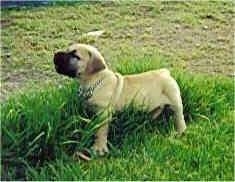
(53, 44), (186, 155)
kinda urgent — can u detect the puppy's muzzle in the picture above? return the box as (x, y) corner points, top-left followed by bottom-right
(53, 51), (77, 78)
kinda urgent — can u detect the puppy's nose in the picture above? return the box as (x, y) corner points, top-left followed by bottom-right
(53, 51), (66, 65)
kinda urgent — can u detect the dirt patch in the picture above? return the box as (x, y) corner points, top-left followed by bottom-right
(152, 22), (234, 76)
(1, 19), (13, 28)
(1, 1), (234, 100)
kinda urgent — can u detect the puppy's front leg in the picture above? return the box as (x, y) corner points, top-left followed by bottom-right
(92, 109), (112, 155)
(93, 123), (109, 155)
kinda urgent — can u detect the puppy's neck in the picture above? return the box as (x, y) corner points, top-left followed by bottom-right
(78, 68), (111, 86)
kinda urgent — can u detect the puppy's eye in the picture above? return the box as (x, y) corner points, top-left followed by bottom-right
(69, 50), (80, 60)
(73, 55), (80, 60)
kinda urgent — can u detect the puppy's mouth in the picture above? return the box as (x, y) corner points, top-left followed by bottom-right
(53, 51), (78, 78)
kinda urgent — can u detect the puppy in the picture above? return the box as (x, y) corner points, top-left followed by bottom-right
(54, 44), (186, 155)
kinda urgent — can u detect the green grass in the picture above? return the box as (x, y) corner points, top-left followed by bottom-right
(1, 1), (234, 180)
(1, 56), (234, 180)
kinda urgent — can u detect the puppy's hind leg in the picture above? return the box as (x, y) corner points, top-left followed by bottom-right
(170, 100), (186, 134)
(164, 79), (186, 134)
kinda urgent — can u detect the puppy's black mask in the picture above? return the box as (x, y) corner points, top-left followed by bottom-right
(53, 51), (79, 78)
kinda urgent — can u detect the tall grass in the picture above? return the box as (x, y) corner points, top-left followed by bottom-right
(2, 81), (108, 179)
(1, 56), (234, 180)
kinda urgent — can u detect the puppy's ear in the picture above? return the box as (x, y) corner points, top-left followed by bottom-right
(86, 49), (106, 74)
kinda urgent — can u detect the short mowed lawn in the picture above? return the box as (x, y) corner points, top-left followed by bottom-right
(1, 1), (234, 181)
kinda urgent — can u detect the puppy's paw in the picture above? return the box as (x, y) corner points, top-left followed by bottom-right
(92, 142), (109, 156)
(177, 124), (186, 134)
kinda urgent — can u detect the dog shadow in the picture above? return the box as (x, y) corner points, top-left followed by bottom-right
(108, 105), (176, 150)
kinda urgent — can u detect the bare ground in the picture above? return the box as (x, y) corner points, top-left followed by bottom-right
(1, 1), (234, 100)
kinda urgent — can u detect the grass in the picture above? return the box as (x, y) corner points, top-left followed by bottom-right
(1, 56), (234, 180)
(1, 1), (234, 181)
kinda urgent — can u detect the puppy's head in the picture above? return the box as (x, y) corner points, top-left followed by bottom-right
(53, 44), (107, 78)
